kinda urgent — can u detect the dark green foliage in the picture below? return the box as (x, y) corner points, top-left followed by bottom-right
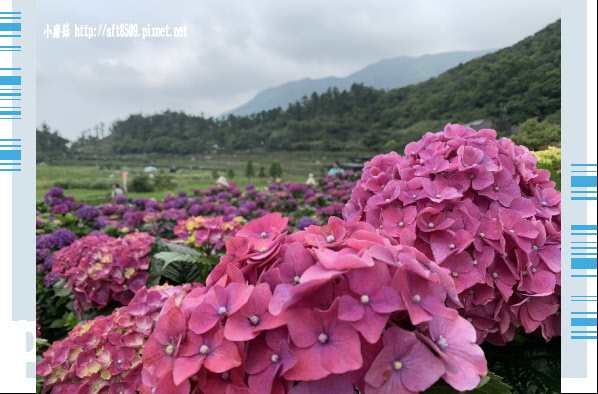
(62, 20), (560, 157)
(258, 166), (267, 177)
(36, 275), (79, 342)
(130, 174), (154, 192)
(510, 118), (561, 151)
(36, 123), (70, 163)
(482, 335), (560, 394)
(423, 373), (512, 394)
(212, 169), (219, 179)
(269, 161), (283, 178)
(245, 160), (255, 178)
(153, 174), (176, 190)
(147, 240), (219, 286)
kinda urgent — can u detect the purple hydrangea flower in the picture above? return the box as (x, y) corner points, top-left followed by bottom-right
(76, 205), (101, 221)
(188, 204), (202, 217)
(114, 195), (128, 204)
(44, 187), (64, 205)
(132, 198), (148, 207)
(51, 228), (77, 249)
(296, 216), (318, 230)
(51, 203), (71, 215)
(36, 234), (54, 250)
(43, 271), (60, 287)
(101, 205), (116, 215)
(173, 197), (188, 209)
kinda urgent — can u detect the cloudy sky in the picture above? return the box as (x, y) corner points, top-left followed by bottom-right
(37, 0), (561, 140)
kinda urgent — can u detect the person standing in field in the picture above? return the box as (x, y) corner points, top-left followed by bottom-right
(111, 183), (125, 203)
(216, 176), (229, 187)
(122, 171), (129, 193)
(306, 173), (316, 185)
(328, 161), (345, 177)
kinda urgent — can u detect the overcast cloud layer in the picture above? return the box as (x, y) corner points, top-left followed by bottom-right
(37, 0), (561, 140)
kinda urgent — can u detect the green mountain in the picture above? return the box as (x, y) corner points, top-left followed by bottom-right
(74, 19), (560, 156)
(223, 50), (493, 117)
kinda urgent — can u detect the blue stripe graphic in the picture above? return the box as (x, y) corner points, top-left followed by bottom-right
(0, 76), (21, 85)
(572, 176), (598, 187)
(572, 318), (598, 326)
(0, 23), (21, 31)
(0, 150), (21, 160)
(572, 225), (598, 231)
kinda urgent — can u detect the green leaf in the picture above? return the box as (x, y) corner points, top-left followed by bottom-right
(482, 335), (560, 394)
(470, 373), (512, 394)
(35, 338), (51, 348)
(423, 373), (511, 394)
(149, 240), (215, 285)
(154, 251), (203, 271)
(53, 284), (73, 298)
(160, 259), (205, 285)
(160, 241), (203, 256)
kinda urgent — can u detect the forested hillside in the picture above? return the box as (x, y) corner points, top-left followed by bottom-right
(73, 19), (560, 156)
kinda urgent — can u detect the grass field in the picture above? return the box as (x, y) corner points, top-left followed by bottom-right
(36, 152), (358, 202)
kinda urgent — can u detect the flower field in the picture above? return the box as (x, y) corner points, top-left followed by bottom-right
(35, 124), (562, 394)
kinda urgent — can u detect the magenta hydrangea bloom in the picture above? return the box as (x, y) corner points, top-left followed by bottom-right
(245, 328), (297, 393)
(285, 300), (363, 380)
(174, 215), (241, 251)
(140, 213), (486, 393)
(172, 326), (242, 385)
(344, 124), (561, 344)
(52, 231), (155, 316)
(421, 312), (488, 390)
(365, 327), (445, 393)
(37, 284), (193, 393)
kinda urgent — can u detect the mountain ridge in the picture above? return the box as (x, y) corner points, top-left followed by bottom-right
(222, 49), (493, 117)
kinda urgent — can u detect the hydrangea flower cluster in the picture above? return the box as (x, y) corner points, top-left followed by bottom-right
(52, 231), (156, 316)
(173, 216), (242, 251)
(76, 205), (101, 221)
(38, 174), (356, 238)
(36, 229), (78, 285)
(141, 213), (487, 393)
(343, 124), (561, 344)
(43, 187), (80, 215)
(37, 284), (193, 393)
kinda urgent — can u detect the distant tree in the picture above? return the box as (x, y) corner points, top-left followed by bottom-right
(269, 162), (283, 178)
(258, 166), (267, 178)
(510, 118), (561, 151)
(245, 160), (255, 178)
(153, 174), (175, 190)
(382, 139), (398, 153)
(211, 169), (219, 179)
(227, 168), (235, 180)
(130, 174), (154, 192)
(36, 123), (70, 162)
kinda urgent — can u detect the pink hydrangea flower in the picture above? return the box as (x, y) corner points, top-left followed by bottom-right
(365, 327), (445, 393)
(345, 124), (561, 343)
(37, 284), (193, 393)
(52, 232), (155, 316)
